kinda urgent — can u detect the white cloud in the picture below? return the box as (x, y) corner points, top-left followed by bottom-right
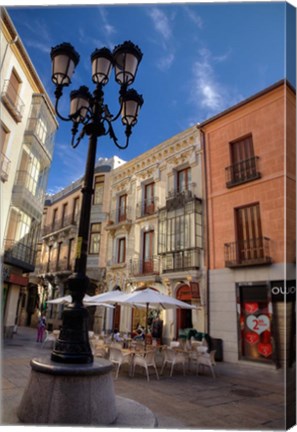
(157, 52), (175, 71)
(25, 40), (50, 54)
(98, 8), (116, 37)
(148, 7), (172, 41)
(190, 47), (243, 118)
(183, 6), (203, 29)
(192, 49), (223, 111)
(147, 7), (175, 71)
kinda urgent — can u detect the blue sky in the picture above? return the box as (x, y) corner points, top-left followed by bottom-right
(7, 1), (296, 194)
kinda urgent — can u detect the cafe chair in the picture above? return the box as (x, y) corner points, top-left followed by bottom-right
(160, 348), (187, 377)
(196, 350), (216, 378)
(108, 347), (132, 379)
(91, 340), (107, 358)
(42, 330), (59, 348)
(132, 350), (159, 382)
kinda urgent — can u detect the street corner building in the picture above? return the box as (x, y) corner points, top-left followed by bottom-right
(1, 8), (58, 337)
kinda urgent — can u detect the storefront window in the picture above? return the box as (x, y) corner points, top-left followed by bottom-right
(237, 284), (273, 362)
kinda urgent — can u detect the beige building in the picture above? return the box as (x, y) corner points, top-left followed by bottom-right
(1, 8), (58, 337)
(105, 126), (206, 343)
(34, 157), (125, 331)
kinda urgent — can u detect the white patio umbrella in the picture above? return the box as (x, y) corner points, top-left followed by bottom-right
(115, 287), (196, 346)
(84, 290), (127, 304)
(47, 294), (114, 308)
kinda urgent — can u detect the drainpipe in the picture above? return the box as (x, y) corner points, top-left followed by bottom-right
(197, 125), (210, 335)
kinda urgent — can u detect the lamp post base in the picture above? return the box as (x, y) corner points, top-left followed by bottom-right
(17, 357), (157, 427)
(17, 357), (116, 425)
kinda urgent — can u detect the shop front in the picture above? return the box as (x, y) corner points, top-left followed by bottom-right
(236, 280), (296, 367)
(236, 283), (275, 364)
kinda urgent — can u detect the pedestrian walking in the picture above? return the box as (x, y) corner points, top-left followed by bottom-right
(36, 315), (46, 342)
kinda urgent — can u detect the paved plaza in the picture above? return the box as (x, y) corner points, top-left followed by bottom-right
(1, 326), (295, 430)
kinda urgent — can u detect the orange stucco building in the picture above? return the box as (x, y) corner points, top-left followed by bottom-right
(199, 80), (296, 367)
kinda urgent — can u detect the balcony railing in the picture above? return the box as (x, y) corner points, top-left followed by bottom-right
(130, 256), (160, 276)
(225, 156), (260, 188)
(107, 206), (132, 225)
(42, 214), (77, 236)
(136, 197), (159, 218)
(224, 237), (272, 267)
(36, 260), (73, 274)
(166, 183), (197, 211)
(4, 239), (36, 272)
(160, 248), (200, 273)
(1, 80), (25, 122)
(0, 152), (11, 182)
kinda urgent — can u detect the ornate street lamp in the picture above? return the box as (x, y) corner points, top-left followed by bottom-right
(50, 41), (143, 364)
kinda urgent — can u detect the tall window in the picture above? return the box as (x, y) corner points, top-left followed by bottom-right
(0, 122), (9, 154)
(67, 238), (74, 270)
(227, 135), (260, 186)
(89, 223), (101, 254)
(18, 148), (41, 196)
(61, 203), (68, 227)
(236, 203), (263, 262)
(144, 182), (155, 215)
(143, 230), (154, 273)
(52, 208), (58, 230)
(56, 242), (63, 270)
(36, 118), (47, 145)
(118, 194), (127, 222)
(0, 123), (10, 181)
(72, 197), (79, 223)
(177, 167), (191, 193)
(117, 237), (126, 263)
(231, 135), (254, 165)
(5, 208), (31, 243)
(47, 245), (53, 272)
(94, 176), (104, 205)
(7, 68), (21, 106)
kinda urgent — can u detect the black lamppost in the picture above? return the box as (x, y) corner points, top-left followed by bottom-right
(50, 41), (143, 364)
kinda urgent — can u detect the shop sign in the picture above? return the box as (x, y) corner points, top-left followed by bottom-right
(9, 273), (29, 286)
(271, 281), (296, 302)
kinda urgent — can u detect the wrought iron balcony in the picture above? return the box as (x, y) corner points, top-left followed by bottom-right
(106, 206), (132, 226)
(224, 237), (272, 267)
(166, 183), (197, 211)
(42, 214), (77, 237)
(160, 248), (200, 273)
(130, 256), (160, 276)
(0, 152), (11, 182)
(1, 80), (25, 122)
(4, 239), (36, 272)
(136, 197), (159, 218)
(225, 156), (261, 188)
(36, 260), (73, 275)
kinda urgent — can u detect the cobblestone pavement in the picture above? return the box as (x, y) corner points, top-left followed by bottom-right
(1, 326), (295, 430)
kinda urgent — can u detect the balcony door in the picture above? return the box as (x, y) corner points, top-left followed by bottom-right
(144, 182), (155, 215)
(177, 167), (191, 193)
(118, 194), (127, 222)
(143, 230), (154, 273)
(230, 135), (255, 183)
(7, 69), (21, 106)
(236, 204), (263, 263)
